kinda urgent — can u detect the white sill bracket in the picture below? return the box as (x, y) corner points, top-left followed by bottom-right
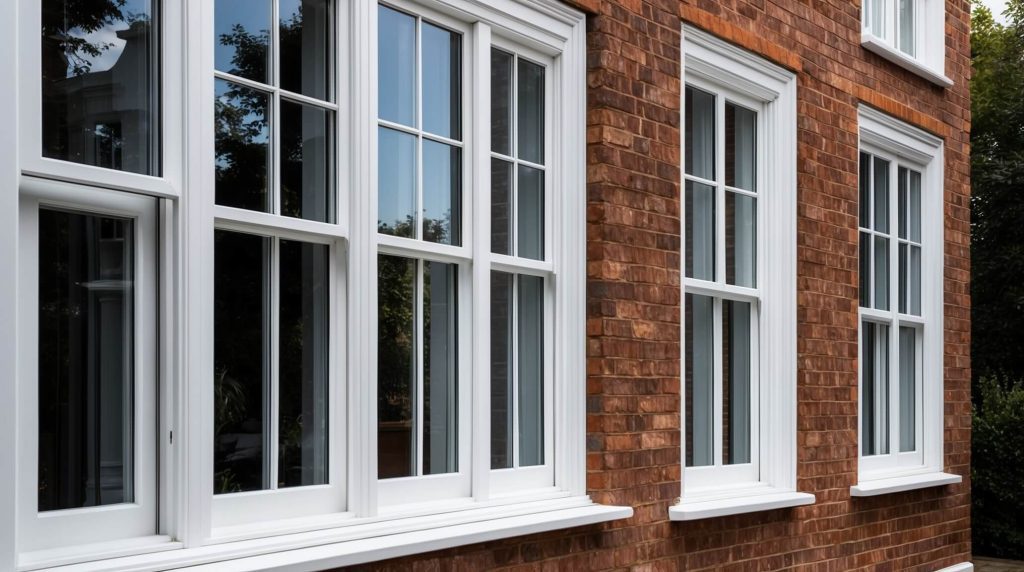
(669, 490), (815, 521)
(850, 471), (962, 497)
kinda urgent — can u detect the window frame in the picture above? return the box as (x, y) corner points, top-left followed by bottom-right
(861, 0), (951, 87)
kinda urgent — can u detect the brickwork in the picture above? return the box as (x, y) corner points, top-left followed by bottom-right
(355, 0), (972, 569)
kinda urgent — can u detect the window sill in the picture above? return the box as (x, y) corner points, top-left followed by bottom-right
(668, 490), (815, 521)
(851, 471), (962, 497)
(861, 33), (953, 88)
(23, 498), (631, 571)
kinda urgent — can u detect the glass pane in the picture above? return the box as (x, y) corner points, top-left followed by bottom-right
(279, 0), (330, 100)
(377, 255), (416, 479)
(422, 23), (461, 140)
(685, 86), (715, 180)
(281, 100), (333, 223)
(378, 127), (416, 237)
(859, 152), (871, 228)
(861, 321), (890, 456)
(518, 274), (544, 467)
(517, 59), (545, 165)
(490, 271), (513, 469)
(491, 49), (513, 156)
(278, 240), (329, 488)
(869, 0), (884, 35)
(38, 209), (134, 511)
(899, 326), (917, 452)
(899, 0), (915, 56)
(726, 192), (756, 288)
(422, 140), (461, 245)
(723, 300), (752, 465)
(874, 236), (889, 311)
(898, 167), (908, 240)
(899, 242), (908, 314)
(685, 180), (715, 281)
(910, 245), (922, 316)
(725, 103), (756, 192)
(859, 231), (871, 308)
(491, 158), (513, 255)
(423, 261), (458, 475)
(215, 79), (270, 212)
(517, 165), (544, 260)
(42, 0), (160, 175)
(873, 157), (890, 233)
(909, 170), (922, 242)
(214, 230), (270, 493)
(378, 5), (416, 127)
(215, 0), (271, 82)
(685, 293), (714, 467)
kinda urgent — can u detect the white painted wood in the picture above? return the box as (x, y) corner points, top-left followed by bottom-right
(850, 471), (961, 496)
(669, 491), (815, 521)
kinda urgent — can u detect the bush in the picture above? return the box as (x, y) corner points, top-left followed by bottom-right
(972, 376), (1024, 559)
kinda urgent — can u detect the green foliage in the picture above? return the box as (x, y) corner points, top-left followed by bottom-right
(972, 377), (1024, 558)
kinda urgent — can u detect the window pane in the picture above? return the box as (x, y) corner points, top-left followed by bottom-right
(899, 326), (917, 452)
(685, 86), (715, 180)
(423, 140), (461, 245)
(378, 127), (416, 237)
(517, 165), (544, 260)
(873, 157), (889, 233)
(215, 0), (271, 82)
(377, 255), (415, 479)
(899, 242), (908, 314)
(726, 192), (756, 288)
(42, 0), (160, 175)
(38, 209), (135, 511)
(281, 100), (333, 223)
(859, 152), (871, 228)
(279, 0), (330, 100)
(491, 158), (513, 255)
(685, 181), (715, 281)
(422, 23), (461, 140)
(909, 170), (922, 242)
(899, 0), (915, 56)
(723, 300), (751, 465)
(517, 59), (545, 165)
(278, 240), (329, 488)
(423, 261), (458, 475)
(725, 103), (756, 192)
(873, 236), (889, 311)
(868, 0), (883, 36)
(378, 5), (416, 127)
(491, 49), (513, 156)
(861, 321), (890, 456)
(490, 271), (513, 469)
(214, 230), (270, 493)
(215, 79), (270, 212)
(910, 245), (922, 316)
(859, 231), (871, 308)
(685, 293), (714, 467)
(518, 275), (544, 467)
(898, 167), (908, 240)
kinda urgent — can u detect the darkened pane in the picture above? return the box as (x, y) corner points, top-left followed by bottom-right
(214, 230), (270, 493)
(378, 5), (416, 127)
(723, 300), (751, 465)
(899, 326), (917, 452)
(42, 0), (160, 175)
(215, 0), (271, 82)
(517, 165), (544, 260)
(280, 0), (330, 100)
(281, 99), (333, 223)
(423, 140), (461, 245)
(899, 242), (908, 314)
(517, 59), (545, 164)
(685, 293), (713, 467)
(859, 152), (871, 228)
(898, 167), (908, 240)
(422, 23), (461, 140)
(491, 49), (513, 156)
(725, 103), (756, 192)
(685, 86), (715, 180)
(910, 245), (921, 316)
(490, 271), (513, 469)
(873, 157), (890, 233)
(423, 261), (457, 475)
(874, 236), (889, 311)
(518, 274), (544, 466)
(859, 231), (871, 308)
(909, 170), (922, 242)
(378, 126), (416, 237)
(862, 321), (890, 456)
(39, 209), (134, 511)
(378, 255), (416, 478)
(491, 158), (513, 255)
(725, 192), (756, 288)
(685, 180), (715, 281)
(278, 240), (329, 488)
(215, 79), (270, 212)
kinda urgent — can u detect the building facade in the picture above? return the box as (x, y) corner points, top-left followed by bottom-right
(0, 0), (971, 570)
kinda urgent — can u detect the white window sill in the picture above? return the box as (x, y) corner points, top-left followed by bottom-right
(861, 33), (953, 88)
(668, 490), (815, 521)
(850, 471), (962, 497)
(22, 498), (631, 571)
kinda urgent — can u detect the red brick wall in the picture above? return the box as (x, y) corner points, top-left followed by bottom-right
(355, 0), (972, 569)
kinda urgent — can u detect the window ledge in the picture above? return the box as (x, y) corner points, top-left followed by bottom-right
(861, 33), (953, 88)
(850, 471), (962, 497)
(668, 490), (815, 521)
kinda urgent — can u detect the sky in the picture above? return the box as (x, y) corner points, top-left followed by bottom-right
(981, 0), (1010, 24)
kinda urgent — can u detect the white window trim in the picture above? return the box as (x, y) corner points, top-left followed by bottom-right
(854, 105), (959, 495)
(671, 25), (812, 522)
(861, 0), (952, 87)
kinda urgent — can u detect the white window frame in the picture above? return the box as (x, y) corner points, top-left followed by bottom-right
(861, 0), (951, 87)
(852, 106), (961, 496)
(671, 25), (813, 522)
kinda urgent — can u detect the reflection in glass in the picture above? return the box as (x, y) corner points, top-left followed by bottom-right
(685, 293), (713, 467)
(909, 170), (921, 242)
(726, 192), (756, 288)
(491, 49), (513, 156)
(423, 262), (458, 475)
(491, 159), (513, 255)
(215, 79), (270, 212)
(378, 127), (416, 237)
(899, 0), (915, 56)
(725, 103), (756, 191)
(279, 0), (331, 100)
(723, 300), (751, 465)
(38, 209), (135, 511)
(42, 0), (160, 175)
(422, 23), (461, 140)
(214, 230), (270, 493)
(685, 86), (715, 180)
(873, 157), (890, 233)
(518, 165), (544, 260)
(517, 59), (545, 165)
(423, 140), (461, 245)
(215, 0), (271, 82)
(899, 243), (908, 314)
(899, 326), (917, 452)
(859, 152), (871, 228)
(377, 255), (416, 478)
(281, 99), (333, 223)
(862, 321), (890, 456)
(378, 5), (416, 127)
(874, 236), (889, 311)
(899, 167), (908, 240)
(490, 271), (513, 469)
(518, 275), (545, 467)
(685, 181), (715, 281)
(278, 240), (329, 488)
